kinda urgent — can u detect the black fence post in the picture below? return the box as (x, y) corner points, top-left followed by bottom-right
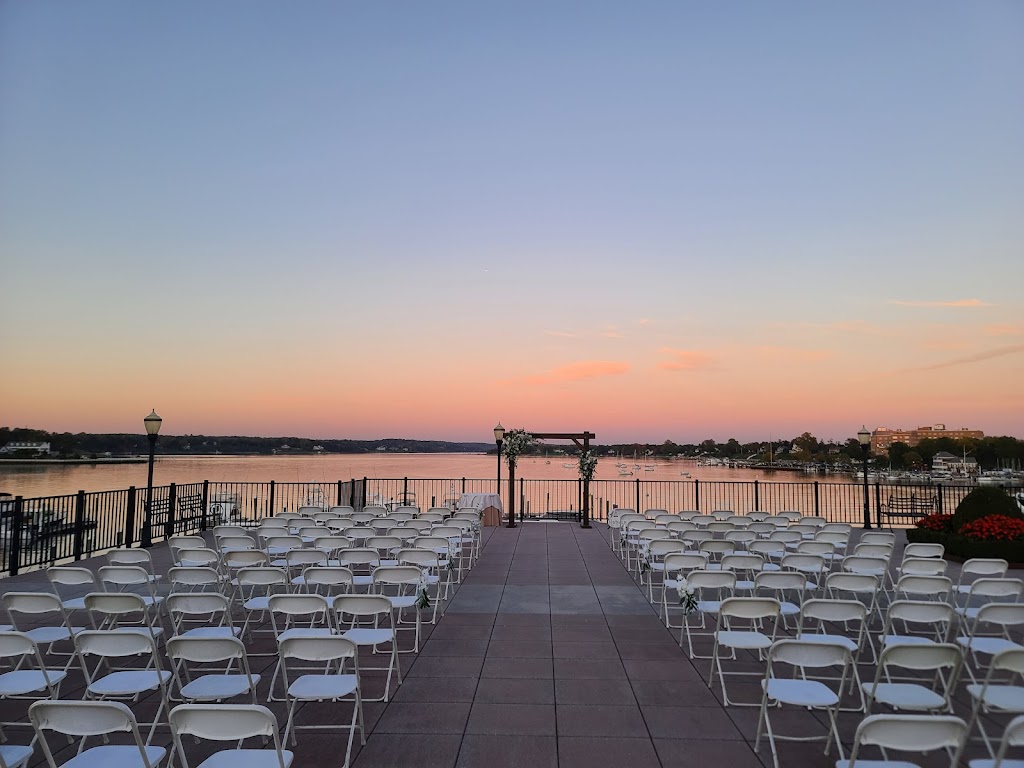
(268, 481), (276, 516)
(9, 497), (24, 576)
(200, 480), (210, 531)
(813, 481), (820, 517)
(635, 478), (641, 512)
(519, 478), (525, 522)
(165, 483), (177, 540)
(874, 482), (883, 529)
(402, 477), (409, 505)
(754, 480), (760, 512)
(361, 478), (368, 509)
(73, 490), (87, 561)
(337, 480), (343, 507)
(694, 479), (700, 511)
(125, 486), (137, 547)
(937, 484), (945, 515)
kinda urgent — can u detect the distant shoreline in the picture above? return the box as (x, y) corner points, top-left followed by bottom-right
(0, 457), (148, 466)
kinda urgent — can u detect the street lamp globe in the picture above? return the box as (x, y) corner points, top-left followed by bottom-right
(493, 423), (505, 443)
(144, 409), (163, 437)
(857, 425), (870, 448)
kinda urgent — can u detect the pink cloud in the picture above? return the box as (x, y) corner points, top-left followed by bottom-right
(888, 298), (994, 308)
(658, 348), (715, 371)
(526, 360), (630, 384)
(543, 330), (577, 338)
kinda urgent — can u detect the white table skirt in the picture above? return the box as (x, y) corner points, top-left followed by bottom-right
(458, 493), (504, 513)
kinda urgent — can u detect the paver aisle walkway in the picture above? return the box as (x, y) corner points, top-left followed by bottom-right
(353, 522), (767, 768)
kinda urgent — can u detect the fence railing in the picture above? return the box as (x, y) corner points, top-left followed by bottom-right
(0, 476), (990, 576)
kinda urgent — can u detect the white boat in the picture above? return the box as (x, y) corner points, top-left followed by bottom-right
(208, 492), (241, 524)
(562, 463), (574, 469)
(618, 469), (633, 476)
(644, 465), (655, 471)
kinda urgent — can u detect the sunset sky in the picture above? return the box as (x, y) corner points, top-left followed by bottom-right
(1, 2), (1022, 444)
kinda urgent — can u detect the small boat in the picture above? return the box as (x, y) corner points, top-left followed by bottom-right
(0, 506), (97, 545)
(618, 469), (633, 476)
(561, 463), (575, 469)
(680, 472), (691, 478)
(644, 465), (655, 471)
(208, 492), (241, 524)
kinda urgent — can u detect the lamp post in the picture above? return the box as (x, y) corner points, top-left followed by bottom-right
(493, 423), (505, 496)
(858, 425), (872, 530)
(140, 409), (162, 548)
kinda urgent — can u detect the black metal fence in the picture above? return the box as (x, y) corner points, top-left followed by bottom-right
(0, 476), (985, 576)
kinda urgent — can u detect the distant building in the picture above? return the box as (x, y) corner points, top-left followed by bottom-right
(932, 451), (980, 477)
(870, 424), (984, 455)
(0, 441), (51, 455)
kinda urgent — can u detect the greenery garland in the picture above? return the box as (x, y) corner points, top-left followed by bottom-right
(501, 429), (533, 468)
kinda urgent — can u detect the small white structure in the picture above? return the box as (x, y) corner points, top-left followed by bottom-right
(932, 451), (979, 477)
(0, 441), (51, 455)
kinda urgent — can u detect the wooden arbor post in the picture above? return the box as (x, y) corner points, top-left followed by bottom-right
(530, 431), (596, 529)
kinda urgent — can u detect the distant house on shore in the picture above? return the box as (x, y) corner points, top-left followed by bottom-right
(0, 441), (51, 456)
(932, 451), (979, 477)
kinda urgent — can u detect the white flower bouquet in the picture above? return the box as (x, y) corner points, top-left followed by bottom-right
(416, 569), (431, 610)
(501, 429), (533, 468)
(676, 577), (698, 614)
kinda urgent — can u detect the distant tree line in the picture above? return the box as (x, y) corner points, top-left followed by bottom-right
(0, 427), (492, 458)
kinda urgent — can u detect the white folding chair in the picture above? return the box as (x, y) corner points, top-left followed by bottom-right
(168, 566), (223, 594)
(754, 639), (851, 768)
(753, 571), (806, 629)
(166, 636), (260, 705)
(836, 713), (968, 768)
(710, 597), (780, 706)
(74, 629), (171, 743)
(107, 549), (162, 583)
(797, 598), (871, 703)
(98, 565), (165, 613)
(958, 603), (1024, 684)
(882, 599), (957, 648)
(1, 593), (81, 662)
(660, 552), (709, 628)
(333, 595), (401, 702)
(862, 642), (962, 714)
(903, 542), (945, 560)
(31, 700), (166, 768)
(165, 592), (239, 639)
(965, 648), (1024, 758)
(300, 565), (355, 598)
(680, 570), (735, 659)
(84, 592), (164, 641)
(955, 559), (1010, 604)
(398, 548), (448, 624)
(45, 566), (99, 619)
(169, 703), (292, 768)
(0, 632), (67, 741)
(278, 636), (364, 765)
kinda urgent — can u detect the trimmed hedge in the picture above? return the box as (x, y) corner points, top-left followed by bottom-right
(906, 526), (1024, 563)
(951, 486), (1022, 529)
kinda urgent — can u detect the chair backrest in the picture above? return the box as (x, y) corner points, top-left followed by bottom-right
(84, 592), (157, 634)
(0, 631), (56, 686)
(373, 565), (422, 589)
(46, 565), (97, 588)
(719, 596), (780, 622)
(328, 506), (355, 517)
(663, 552), (709, 574)
(279, 634), (357, 664)
(107, 548), (154, 569)
(965, 577), (1024, 601)
(769, 638), (850, 669)
(769, 531), (801, 544)
(31, 700), (159, 768)
(333, 594), (394, 619)
(973, 602), (1024, 630)
(176, 547), (221, 569)
(167, 635), (247, 664)
(846, 714), (968, 765)
(796, 541), (834, 557)
(681, 530), (714, 545)
(884, 599), (955, 641)
(800, 598), (867, 626)
(268, 594), (331, 626)
(168, 566), (222, 591)
(725, 530), (757, 545)
(98, 565), (153, 589)
(903, 542), (945, 560)
(825, 572), (879, 596)
(216, 535), (257, 552)
(685, 569), (736, 592)
(222, 549), (269, 570)
(166, 592), (234, 634)
(720, 553), (765, 574)
(297, 505), (323, 516)
(860, 531), (896, 546)
(301, 566), (355, 590)
(755, 570), (807, 594)
(841, 555), (888, 575)
(894, 574), (952, 600)
(236, 566), (288, 588)
(648, 540), (686, 558)
(748, 540), (786, 559)
(1, 592), (66, 622)
(780, 553), (825, 573)
(168, 703), (287, 768)
(706, 522), (735, 534)
(900, 557), (948, 576)
(666, 521), (697, 535)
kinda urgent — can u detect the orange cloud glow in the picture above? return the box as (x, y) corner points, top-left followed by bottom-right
(525, 360), (630, 384)
(985, 324), (1024, 337)
(658, 349), (715, 371)
(888, 298), (994, 308)
(753, 346), (831, 363)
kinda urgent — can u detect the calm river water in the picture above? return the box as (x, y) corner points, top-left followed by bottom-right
(0, 453), (856, 499)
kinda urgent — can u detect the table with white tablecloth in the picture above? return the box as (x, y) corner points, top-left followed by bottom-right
(458, 493), (504, 527)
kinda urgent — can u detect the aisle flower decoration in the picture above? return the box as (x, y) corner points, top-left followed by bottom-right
(578, 450), (598, 483)
(639, 541), (651, 573)
(677, 577), (698, 614)
(416, 569), (431, 610)
(501, 429), (533, 468)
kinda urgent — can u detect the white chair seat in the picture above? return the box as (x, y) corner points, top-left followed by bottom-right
(26, 626), (81, 643)
(352, 576), (374, 587)
(243, 597), (270, 611)
(193, 750), (294, 768)
(797, 634), (858, 652)
(87, 670), (171, 696)
(966, 683), (1024, 710)
(388, 596), (417, 609)
(288, 673), (358, 700)
(379, 559), (399, 568)
(63, 745), (167, 768)
(735, 580), (755, 591)
(180, 673), (261, 701)
(882, 635), (937, 647)
(958, 637), (1024, 656)
(968, 761), (1024, 768)
(62, 598), (86, 611)
(109, 627), (165, 639)
(761, 563), (781, 571)
(780, 602), (800, 616)
(696, 600), (721, 614)
(836, 761), (921, 768)
(955, 606), (981, 620)
(278, 628), (333, 642)
(716, 631), (772, 650)
(0, 669), (67, 695)
(764, 678), (838, 707)
(342, 628), (393, 646)
(862, 683), (946, 710)
(0, 745), (33, 768)
(181, 627), (241, 639)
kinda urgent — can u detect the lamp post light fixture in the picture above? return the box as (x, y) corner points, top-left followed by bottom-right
(140, 409), (162, 548)
(858, 425), (872, 530)
(493, 423), (505, 497)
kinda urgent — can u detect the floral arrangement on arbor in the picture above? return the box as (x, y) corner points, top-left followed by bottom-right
(501, 429), (532, 469)
(578, 450), (598, 483)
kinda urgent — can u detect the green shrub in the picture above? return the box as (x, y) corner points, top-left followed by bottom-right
(951, 486), (1022, 530)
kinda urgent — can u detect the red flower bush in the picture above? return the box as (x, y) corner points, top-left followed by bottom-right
(915, 513), (954, 532)
(959, 514), (1024, 542)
